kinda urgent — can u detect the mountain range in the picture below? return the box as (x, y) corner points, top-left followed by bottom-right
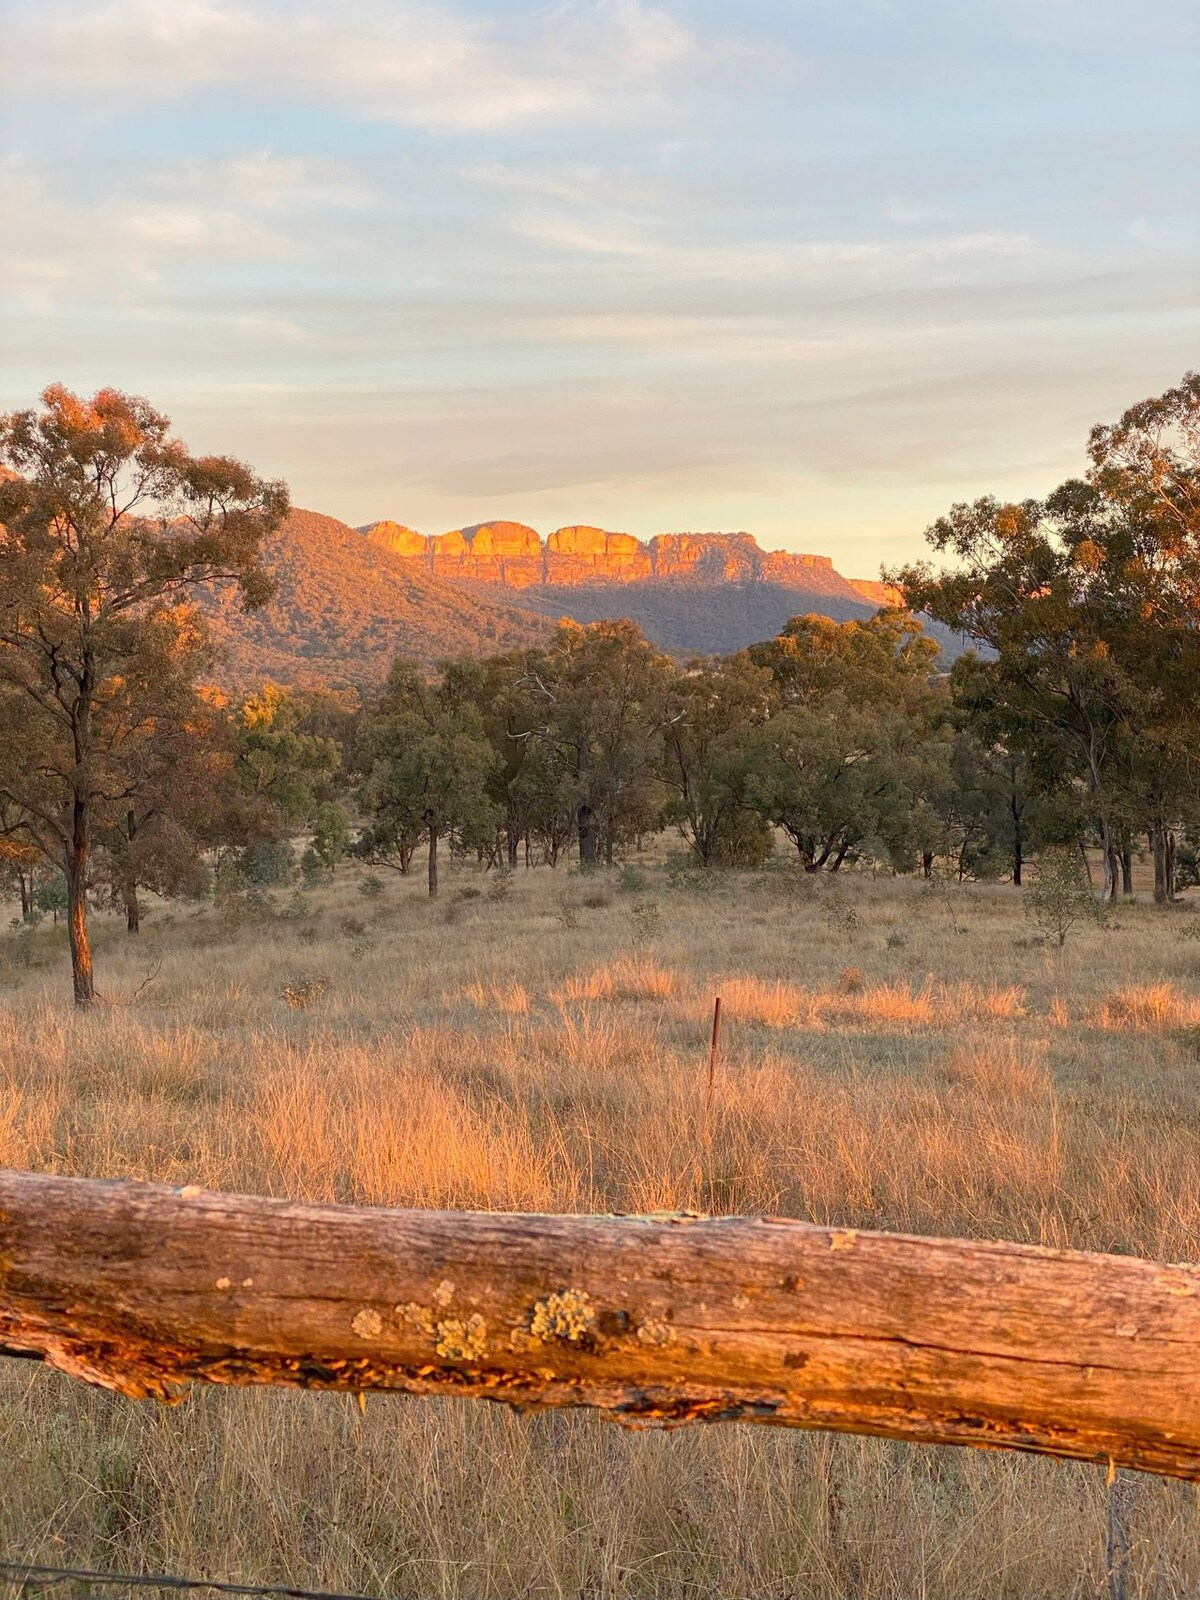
(202, 509), (944, 691)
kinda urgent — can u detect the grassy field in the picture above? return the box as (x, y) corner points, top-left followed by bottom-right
(1, 851), (1199, 1598)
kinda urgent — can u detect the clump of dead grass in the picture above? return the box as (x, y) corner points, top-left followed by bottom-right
(1097, 982), (1200, 1031)
(557, 956), (680, 1004)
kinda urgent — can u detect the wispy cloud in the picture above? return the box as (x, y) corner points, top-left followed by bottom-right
(0, 0), (1195, 573)
(2, 0), (716, 133)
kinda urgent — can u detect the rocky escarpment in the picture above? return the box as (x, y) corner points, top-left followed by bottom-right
(359, 519), (872, 601)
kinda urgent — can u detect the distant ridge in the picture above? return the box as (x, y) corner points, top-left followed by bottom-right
(354, 517), (955, 660)
(199, 509), (955, 690)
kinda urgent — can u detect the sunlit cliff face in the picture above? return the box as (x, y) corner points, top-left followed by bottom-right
(357, 519), (889, 593)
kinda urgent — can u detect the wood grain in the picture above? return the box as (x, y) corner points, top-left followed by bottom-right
(2, 1169), (1198, 1479)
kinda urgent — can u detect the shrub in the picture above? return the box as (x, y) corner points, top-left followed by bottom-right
(819, 887), (860, 943)
(1026, 848), (1106, 946)
(358, 874), (385, 899)
(487, 869), (514, 903)
(581, 891), (611, 910)
(630, 898), (663, 945)
(665, 852), (720, 894)
(885, 931), (906, 951)
(280, 975), (328, 1010)
(557, 896), (580, 930)
(617, 864), (650, 894)
(711, 809), (773, 869)
(838, 965), (865, 994)
(239, 839), (295, 887)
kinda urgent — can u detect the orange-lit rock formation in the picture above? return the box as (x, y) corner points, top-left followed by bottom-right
(846, 577), (904, 607)
(358, 520), (880, 601)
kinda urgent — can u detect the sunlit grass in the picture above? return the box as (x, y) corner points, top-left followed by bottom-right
(1, 853), (1198, 1596)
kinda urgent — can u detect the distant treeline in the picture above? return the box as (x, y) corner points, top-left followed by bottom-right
(2, 376), (1198, 1004)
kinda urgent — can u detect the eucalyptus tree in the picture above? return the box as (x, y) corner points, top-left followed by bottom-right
(0, 385), (287, 1002)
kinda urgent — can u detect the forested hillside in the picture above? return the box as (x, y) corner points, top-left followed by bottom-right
(200, 510), (554, 689)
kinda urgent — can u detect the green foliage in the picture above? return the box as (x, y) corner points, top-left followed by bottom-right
(239, 838), (295, 887)
(356, 659), (499, 895)
(33, 872), (68, 920)
(711, 807), (773, 868)
(896, 374), (1200, 904)
(659, 654), (771, 865)
(0, 384), (288, 1001)
(617, 864), (650, 894)
(522, 620), (674, 868)
(301, 801), (351, 882)
(233, 686), (342, 835)
(1025, 849), (1107, 946)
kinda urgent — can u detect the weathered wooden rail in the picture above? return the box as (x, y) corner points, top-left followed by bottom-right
(1, 1169), (1198, 1480)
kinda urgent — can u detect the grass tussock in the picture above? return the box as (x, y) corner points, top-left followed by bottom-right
(1, 855), (1198, 1596)
(556, 955), (680, 1004)
(1097, 982), (1200, 1031)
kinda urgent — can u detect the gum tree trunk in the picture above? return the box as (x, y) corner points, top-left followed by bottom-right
(124, 810), (140, 933)
(1153, 826), (1168, 905)
(577, 804), (596, 868)
(65, 820), (94, 1007)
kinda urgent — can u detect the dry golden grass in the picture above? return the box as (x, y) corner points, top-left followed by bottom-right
(1, 854), (1199, 1597)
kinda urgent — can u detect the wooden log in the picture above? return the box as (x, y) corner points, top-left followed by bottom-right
(1, 1169), (1198, 1479)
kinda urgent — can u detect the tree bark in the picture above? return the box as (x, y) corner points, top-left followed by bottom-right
(1166, 831), (1177, 903)
(1152, 827), (1168, 905)
(922, 852), (934, 880)
(577, 804), (596, 868)
(65, 816), (94, 1008)
(1080, 841), (1095, 890)
(1102, 844), (1119, 904)
(427, 825), (439, 899)
(1120, 850), (1133, 898)
(18, 870), (34, 922)
(124, 810), (140, 933)
(1, 1172), (1198, 1481)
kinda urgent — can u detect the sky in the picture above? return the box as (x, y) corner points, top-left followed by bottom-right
(1, 1), (1197, 576)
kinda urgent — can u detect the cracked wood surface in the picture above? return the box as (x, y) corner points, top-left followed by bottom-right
(1, 1169), (1198, 1479)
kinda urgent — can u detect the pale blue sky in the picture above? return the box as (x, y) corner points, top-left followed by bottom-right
(1, 0), (1196, 574)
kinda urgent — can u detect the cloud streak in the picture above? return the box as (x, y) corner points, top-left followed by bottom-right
(0, 0), (1195, 574)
